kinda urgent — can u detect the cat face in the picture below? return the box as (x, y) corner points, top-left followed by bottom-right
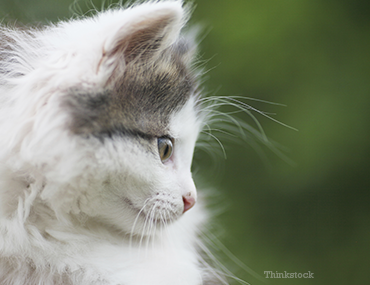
(74, 96), (200, 236)
(1, 2), (201, 236)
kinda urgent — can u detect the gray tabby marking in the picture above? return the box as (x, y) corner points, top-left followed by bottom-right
(64, 40), (196, 139)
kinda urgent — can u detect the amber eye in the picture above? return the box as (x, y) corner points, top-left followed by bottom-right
(157, 137), (173, 163)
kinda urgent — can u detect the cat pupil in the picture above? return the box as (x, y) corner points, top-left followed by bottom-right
(158, 137), (173, 163)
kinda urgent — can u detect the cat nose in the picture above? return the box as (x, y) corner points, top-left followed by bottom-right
(182, 193), (196, 213)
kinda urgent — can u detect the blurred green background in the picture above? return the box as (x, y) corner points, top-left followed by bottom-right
(1, 0), (369, 284)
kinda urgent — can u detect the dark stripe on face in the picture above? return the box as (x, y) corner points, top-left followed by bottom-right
(64, 41), (197, 139)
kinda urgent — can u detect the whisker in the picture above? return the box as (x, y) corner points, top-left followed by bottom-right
(139, 203), (155, 255)
(198, 254), (229, 285)
(129, 197), (151, 250)
(145, 201), (158, 256)
(201, 131), (227, 159)
(200, 227), (267, 284)
(147, 201), (159, 251)
(196, 95), (296, 166)
(164, 208), (175, 251)
(198, 95), (287, 106)
(159, 209), (165, 249)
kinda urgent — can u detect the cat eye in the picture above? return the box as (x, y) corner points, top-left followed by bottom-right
(157, 137), (173, 163)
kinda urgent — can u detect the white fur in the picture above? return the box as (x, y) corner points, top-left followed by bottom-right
(0, 1), (219, 284)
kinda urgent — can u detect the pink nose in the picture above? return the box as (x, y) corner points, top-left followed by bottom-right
(182, 194), (196, 213)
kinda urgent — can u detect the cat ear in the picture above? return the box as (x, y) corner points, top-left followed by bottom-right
(99, 2), (186, 79)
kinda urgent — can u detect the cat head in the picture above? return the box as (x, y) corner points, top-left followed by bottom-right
(0, 1), (203, 236)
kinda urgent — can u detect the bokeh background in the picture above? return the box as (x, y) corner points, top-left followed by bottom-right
(0, 0), (368, 284)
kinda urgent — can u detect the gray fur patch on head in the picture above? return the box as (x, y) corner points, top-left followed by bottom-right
(64, 39), (197, 139)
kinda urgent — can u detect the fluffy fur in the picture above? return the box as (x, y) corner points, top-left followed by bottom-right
(0, 1), (229, 284)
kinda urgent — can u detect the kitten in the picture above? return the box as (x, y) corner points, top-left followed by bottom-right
(0, 1), (231, 284)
